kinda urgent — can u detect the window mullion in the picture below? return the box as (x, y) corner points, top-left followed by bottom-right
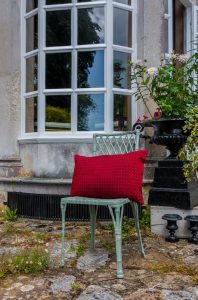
(21, 0), (26, 137)
(38, 0), (46, 135)
(105, 0), (113, 132)
(168, 0), (173, 54)
(72, 1), (77, 134)
(131, 0), (137, 124)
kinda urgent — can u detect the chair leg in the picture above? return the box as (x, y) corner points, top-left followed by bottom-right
(108, 205), (124, 279)
(61, 201), (67, 267)
(131, 202), (145, 257)
(89, 205), (98, 251)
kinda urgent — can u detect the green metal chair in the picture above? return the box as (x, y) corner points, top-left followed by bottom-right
(61, 127), (145, 279)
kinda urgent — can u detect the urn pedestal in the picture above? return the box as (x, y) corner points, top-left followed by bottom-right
(143, 118), (198, 210)
(148, 159), (198, 209)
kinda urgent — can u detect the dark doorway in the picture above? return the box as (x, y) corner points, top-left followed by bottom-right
(173, 0), (186, 53)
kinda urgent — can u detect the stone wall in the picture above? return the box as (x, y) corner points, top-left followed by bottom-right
(0, 0), (21, 159)
(19, 141), (92, 178)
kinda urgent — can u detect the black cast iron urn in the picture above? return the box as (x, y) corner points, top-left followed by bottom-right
(184, 215), (198, 244)
(162, 214), (182, 242)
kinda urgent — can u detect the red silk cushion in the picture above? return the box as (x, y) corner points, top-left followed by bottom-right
(70, 150), (148, 205)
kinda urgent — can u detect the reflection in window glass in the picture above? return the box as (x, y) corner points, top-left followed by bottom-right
(46, 10), (71, 47)
(46, 0), (71, 4)
(26, 56), (38, 93)
(46, 53), (71, 89)
(78, 94), (104, 131)
(78, 7), (105, 45)
(114, 94), (131, 131)
(113, 0), (132, 5)
(114, 8), (132, 47)
(26, 0), (38, 13)
(26, 14), (38, 52)
(78, 51), (104, 88)
(45, 96), (71, 131)
(26, 97), (37, 133)
(113, 51), (131, 89)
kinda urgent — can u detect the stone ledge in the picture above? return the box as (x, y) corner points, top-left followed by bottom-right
(0, 177), (153, 185)
(0, 177), (72, 184)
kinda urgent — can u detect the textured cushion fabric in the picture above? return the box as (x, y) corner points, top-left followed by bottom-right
(70, 150), (148, 205)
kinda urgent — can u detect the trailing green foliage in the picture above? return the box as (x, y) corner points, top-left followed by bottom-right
(178, 107), (198, 182)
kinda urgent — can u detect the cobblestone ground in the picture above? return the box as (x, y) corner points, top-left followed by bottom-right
(0, 218), (197, 300)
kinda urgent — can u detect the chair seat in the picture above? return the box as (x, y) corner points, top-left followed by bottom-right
(61, 196), (130, 207)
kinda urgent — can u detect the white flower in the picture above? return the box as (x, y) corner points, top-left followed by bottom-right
(134, 59), (142, 68)
(147, 67), (158, 77)
(177, 54), (188, 63)
(171, 53), (177, 60)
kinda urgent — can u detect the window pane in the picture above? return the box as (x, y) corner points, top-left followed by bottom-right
(46, 53), (71, 89)
(113, 51), (131, 89)
(26, 97), (37, 133)
(26, 0), (38, 13)
(78, 7), (105, 45)
(46, 10), (71, 47)
(26, 55), (38, 93)
(78, 50), (104, 88)
(114, 8), (132, 47)
(78, 94), (104, 131)
(114, 94), (131, 131)
(113, 0), (132, 5)
(45, 95), (71, 131)
(46, 0), (71, 4)
(26, 14), (38, 52)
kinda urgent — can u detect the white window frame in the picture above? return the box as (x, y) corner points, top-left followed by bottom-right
(20, 0), (137, 141)
(193, 4), (198, 43)
(164, 0), (173, 56)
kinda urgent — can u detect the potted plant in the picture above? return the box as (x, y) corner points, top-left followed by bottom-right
(131, 51), (198, 160)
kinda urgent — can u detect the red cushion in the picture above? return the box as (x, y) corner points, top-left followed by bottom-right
(70, 150), (148, 205)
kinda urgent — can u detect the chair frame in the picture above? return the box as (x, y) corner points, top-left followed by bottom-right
(61, 127), (145, 279)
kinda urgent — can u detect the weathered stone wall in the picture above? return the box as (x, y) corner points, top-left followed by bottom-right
(137, 0), (166, 159)
(0, 0), (21, 159)
(19, 142), (92, 178)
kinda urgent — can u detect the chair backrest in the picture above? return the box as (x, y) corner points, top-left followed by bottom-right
(92, 127), (142, 156)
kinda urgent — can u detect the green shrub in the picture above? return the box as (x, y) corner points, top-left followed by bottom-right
(4, 208), (18, 222)
(140, 208), (150, 227)
(46, 105), (70, 123)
